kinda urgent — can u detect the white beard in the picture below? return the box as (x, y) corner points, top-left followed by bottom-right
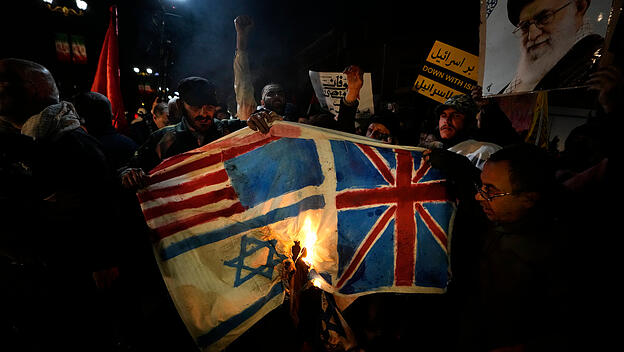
(505, 15), (580, 93)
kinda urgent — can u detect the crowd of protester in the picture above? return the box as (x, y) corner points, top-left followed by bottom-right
(2, 7), (622, 352)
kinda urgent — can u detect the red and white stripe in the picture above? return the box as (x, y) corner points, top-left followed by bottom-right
(137, 129), (284, 241)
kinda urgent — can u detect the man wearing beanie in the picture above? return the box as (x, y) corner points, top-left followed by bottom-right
(120, 76), (277, 190)
(429, 94), (502, 170)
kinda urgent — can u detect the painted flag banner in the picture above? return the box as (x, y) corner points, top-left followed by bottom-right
(137, 122), (456, 351)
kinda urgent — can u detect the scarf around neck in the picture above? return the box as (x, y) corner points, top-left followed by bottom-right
(21, 101), (81, 141)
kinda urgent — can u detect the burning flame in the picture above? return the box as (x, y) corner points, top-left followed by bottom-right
(312, 278), (323, 288)
(300, 216), (318, 267)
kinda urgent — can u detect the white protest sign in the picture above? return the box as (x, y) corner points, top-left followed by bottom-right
(309, 70), (374, 118)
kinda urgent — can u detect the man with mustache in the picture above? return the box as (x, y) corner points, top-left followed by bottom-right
(428, 93), (503, 170)
(426, 143), (577, 350)
(503, 0), (604, 93)
(457, 143), (575, 350)
(436, 94), (477, 148)
(120, 76), (276, 190)
(259, 83), (289, 117)
(420, 95), (514, 351)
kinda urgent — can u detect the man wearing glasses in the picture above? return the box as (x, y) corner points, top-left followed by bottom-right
(453, 143), (577, 350)
(503, 0), (604, 93)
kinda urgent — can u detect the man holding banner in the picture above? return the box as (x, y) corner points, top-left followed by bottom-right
(120, 76), (276, 190)
(422, 93), (503, 171)
(135, 117), (457, 350)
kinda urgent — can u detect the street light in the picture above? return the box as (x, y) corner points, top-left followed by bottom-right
(42, 0), (88, 16)
(75, 0), (88, 10)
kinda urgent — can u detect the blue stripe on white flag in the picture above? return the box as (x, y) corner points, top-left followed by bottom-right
(196, 282), (284, 348)
(160, 194), (326, 260)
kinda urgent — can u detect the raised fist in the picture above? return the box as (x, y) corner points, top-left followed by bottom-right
(234, 15), (254, 34)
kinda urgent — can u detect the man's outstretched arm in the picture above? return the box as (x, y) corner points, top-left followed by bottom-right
(233, 15), (257, 121)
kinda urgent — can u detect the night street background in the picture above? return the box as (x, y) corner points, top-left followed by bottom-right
(1, 0), (481, 119)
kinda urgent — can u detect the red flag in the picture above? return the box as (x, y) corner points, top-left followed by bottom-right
(91, 5), (127, 133)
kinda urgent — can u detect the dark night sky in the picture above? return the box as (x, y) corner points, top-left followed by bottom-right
(1, 0), (481, 116)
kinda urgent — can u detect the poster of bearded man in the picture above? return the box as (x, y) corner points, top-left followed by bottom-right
(480, 0), (617, 96)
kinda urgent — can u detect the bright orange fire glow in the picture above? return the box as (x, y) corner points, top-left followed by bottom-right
(300, 216), (318, 267)
(312, 278), (323, 288)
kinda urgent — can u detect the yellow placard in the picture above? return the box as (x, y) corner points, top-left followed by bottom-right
(419, 63), (477, 91)
(413, 75), (465, 104)
(425, 40), (479, 80)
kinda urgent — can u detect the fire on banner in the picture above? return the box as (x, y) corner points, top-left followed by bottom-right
(137, 122), (456, 350)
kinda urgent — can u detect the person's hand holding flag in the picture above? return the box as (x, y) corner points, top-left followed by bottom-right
(120, 167), (148, 190)
(247, 109), (283, 134)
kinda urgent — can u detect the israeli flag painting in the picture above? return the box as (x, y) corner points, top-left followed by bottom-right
(137, 121), (456, 351)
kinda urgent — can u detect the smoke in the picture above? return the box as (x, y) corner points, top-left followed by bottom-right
(163, 1), (267, 110)
(163, 0), (311, 112)
(168, 2), (234, 96)
(121, 0), (337, 114)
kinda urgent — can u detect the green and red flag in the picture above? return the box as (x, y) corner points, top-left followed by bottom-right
(71, 35), (88, 64)
(55, 33), (71, 63)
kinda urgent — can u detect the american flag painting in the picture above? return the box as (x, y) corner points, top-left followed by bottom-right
(137, 122), (456, 351)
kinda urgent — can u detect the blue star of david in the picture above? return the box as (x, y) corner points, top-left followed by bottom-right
(320, 292), (346, 338)
(224, 235), (287, 287)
